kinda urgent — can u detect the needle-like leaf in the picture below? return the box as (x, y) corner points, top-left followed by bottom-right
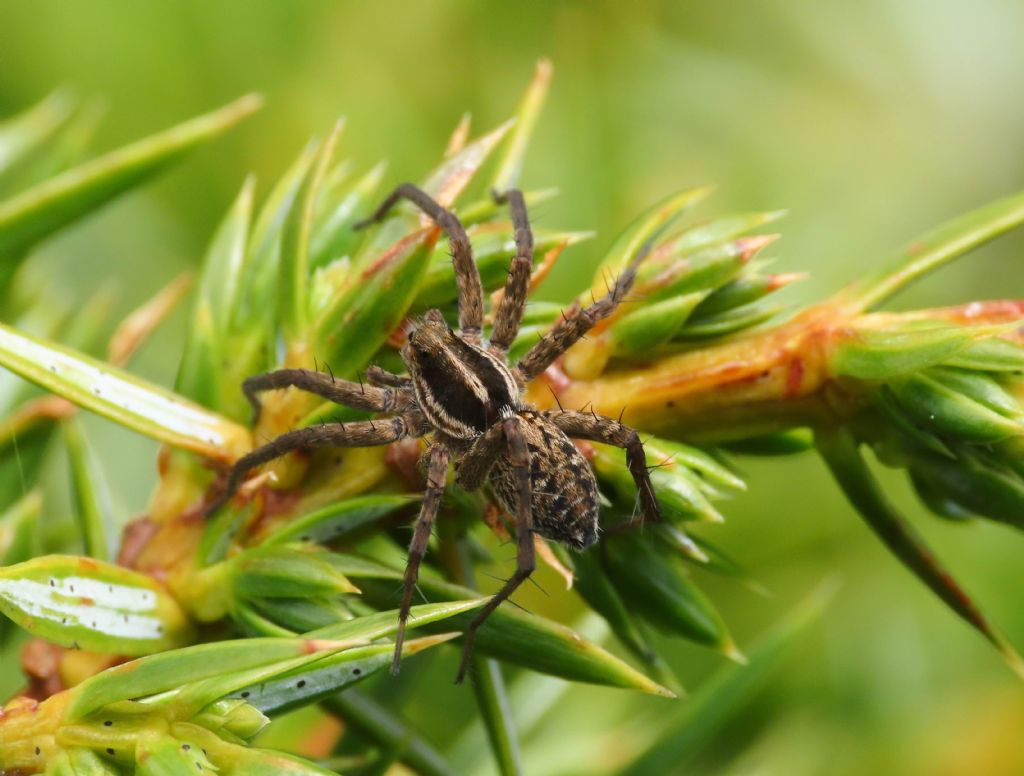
(0, 321), (251, 461)
(0, 94), (262, 258)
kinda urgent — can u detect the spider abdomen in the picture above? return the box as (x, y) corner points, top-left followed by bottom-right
(489, 413), (600, 551)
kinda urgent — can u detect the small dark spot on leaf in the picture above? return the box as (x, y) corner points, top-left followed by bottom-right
(49, 579), (55, 587)
(182, 744), (191, 751)
(35, 747), (40, 756)
(104, 720), (112, 727)
(106, 748), (115, 755)
(240, 691), (250, 698)
(352, 668), (362, 676)
(297, 679), (307, 688)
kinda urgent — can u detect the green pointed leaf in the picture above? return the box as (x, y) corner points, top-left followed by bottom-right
(849, 189), (1024, 311)
(169, 640), (371, 719)
(492, 58), (551, 193)
(665, 209), (786, 258)
(12, 99), (104, 198)
(172, 723), (340, 776)
(572, 548), (680, 692)
(281, 121), (342, 343)
(46, 748), (120, 776)
(605, 532), (737, 656)
(230, 546), (360, 599)
(261, 494), (416, 546)
(636, 237), (762, 301)
(909, 449), (1024, 529)
(674, 302), (781, 340)
(692, 272), (802, 318)
(325, 690), (459, 776)
(314, 228), (436, 374)
(310, 161), (387, 273)
(816, 427), (1024, 678)
(421, 120), (513, 208)
(457, 187), (559, 228)
(0, 321), (251, 461)
(889, 373), (1021, 443)
(721, 428), (814, 456)
(65, 635), (350, 721)
(0, 555), (192, 656)
(0, 94), (262, 257)
(353, 574), (675, 696)
(234, 601), (296, 637)
(305, 597), (486, 641)
(136, 733), (216, 776)
(176, 176), (254, 415)
(927, 366), (1022, 417)
(608, 293), (705, 354)
(359, 120), (513, 258)
(684, 532), (760, 583)
(192, 697), (269, 740)
(248, 596), (353, 635)
(414, 225), (591, 310)
(654, 523), (710, 564)
(0, 89), (78, 190)
(172, 601), (482, 717)
(593, 444), (724, 523)
(596, 188), (710, 277)
(618, 582), (835, 776)
(237, 142), (318, 362)
(945, 337), (1024, 372)
(831, 323), (1012, 381)
(0, 489), (41, 566)
(470, 657), (523, 776)
(219, 749), (340, 776)
(239, 634), (457, 716)
(647, 439), (746, 494)
(199, 500), (258, 572)
(62, 419), (114, 561)
(870, 386), (955, 458)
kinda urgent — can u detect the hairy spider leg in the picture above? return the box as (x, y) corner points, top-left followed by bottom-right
(455, 415), (535, 684)
(393, 442), (451, 674)
(489, 189), (535, 359)
(354, 183), (485, 346)
(515, 242), (654, 382)
(545, 410), (661, 525)
(242, 368), (411, 425)
(204, 415), (424, 517)
(365, 364), (413, 390)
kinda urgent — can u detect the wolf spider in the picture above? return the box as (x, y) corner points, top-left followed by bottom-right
(205, 184), (660, 682)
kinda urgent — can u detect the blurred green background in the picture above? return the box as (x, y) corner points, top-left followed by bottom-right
(3, 1), (1024, 773)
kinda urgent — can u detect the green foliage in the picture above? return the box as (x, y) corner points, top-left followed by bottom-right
(0, 60), (1022, 776)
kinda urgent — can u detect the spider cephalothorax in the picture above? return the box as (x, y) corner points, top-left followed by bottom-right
(205, 184), (660, 682)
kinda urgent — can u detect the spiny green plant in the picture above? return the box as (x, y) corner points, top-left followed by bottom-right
(0, 61), (1022, 774)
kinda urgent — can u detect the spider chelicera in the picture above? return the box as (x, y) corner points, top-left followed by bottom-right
(205, 184), (661, 682)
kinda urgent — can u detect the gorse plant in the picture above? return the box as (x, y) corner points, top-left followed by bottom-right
(0, 61), (1022, 774)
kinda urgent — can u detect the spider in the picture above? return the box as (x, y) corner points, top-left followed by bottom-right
(205, 184), (661, 683)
